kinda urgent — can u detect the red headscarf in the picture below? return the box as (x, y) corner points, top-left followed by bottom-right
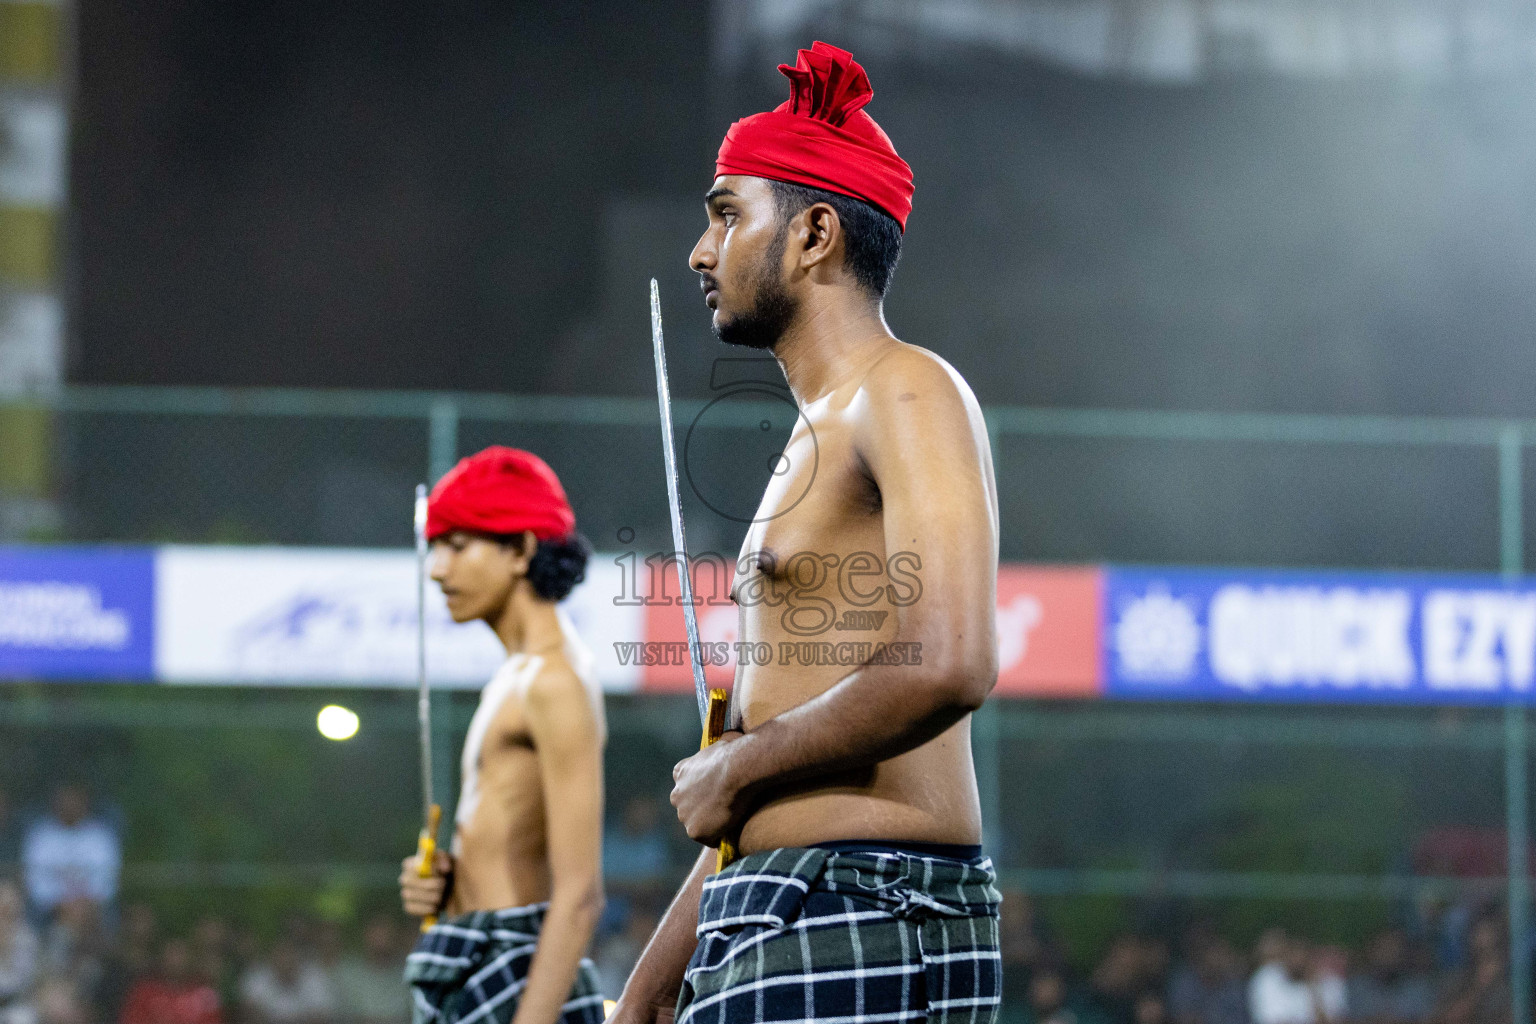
(426, 447), (575, 543)
(715, 41), (914, 231)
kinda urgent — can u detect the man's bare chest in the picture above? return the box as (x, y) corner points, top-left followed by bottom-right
(462, 659), (539, 774)
(730, 421), (906, 628)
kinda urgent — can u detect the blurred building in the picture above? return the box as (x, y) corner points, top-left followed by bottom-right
(0, 0), (64, 386)
(0, 0), (65, 539)
(718, 0), (1536, 81)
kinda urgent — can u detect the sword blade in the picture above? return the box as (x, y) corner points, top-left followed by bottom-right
(650, 278), (710, 726)
(414, 484), (434, 828)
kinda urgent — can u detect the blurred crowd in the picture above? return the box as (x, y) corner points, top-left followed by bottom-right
(0, 782), (416, 1024)
(0, 783), (1525, 1024)
(997, 892), (1517, 1024)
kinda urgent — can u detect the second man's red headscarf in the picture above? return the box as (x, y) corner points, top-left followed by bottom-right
(715, 41), (914, 231)
(426, 446), (575, 543)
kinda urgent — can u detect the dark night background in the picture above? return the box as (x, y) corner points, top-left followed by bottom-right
(70, 1), (1536, 416)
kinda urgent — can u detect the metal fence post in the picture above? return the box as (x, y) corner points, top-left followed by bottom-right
(1500, 423), (1529, 1024)
(979, 415), (1004, 864)
(976, 700), (1004, 864)
(429, 398), (461, 485)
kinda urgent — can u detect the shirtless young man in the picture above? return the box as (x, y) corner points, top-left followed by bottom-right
(613, 41), (1002, 1024)
(399, 446), (607, 1024)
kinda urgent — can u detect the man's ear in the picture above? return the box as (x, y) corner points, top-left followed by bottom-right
(506, 529), (538, 576)
(796, 202), (843, 273)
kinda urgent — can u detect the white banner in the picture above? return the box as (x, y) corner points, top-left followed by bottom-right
(154, 547), (643, 690)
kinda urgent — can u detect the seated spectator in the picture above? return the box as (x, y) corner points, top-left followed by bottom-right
(1138, 991), (1171, 1024)
(1168, 935), (1248, 1024)
(32, 978), (88, 1024)
(311, 920), (342, 1002)
(0, 881), (39, 1024)
(22, 785), (120, 922)
(594, 908), (659, 1002)
(1249, 930), (1345, 1024)
(331, 916), (410, 1024)
(1092, 935), (1156, 1024)
(1142, 937), (1173, 993)
(119, 938), (223, 1024)
(0, 791), (20, 873)
(1436, 917), (1509, 1024)
(97, 903), (157, 1023)
(40, 898), (107, 1006)
(1000, 890), (1059, 1021)
(190, 917), (237, 1015)
(1346, 929), (1431, 1024)
(1024, 967), (1097, 1024)
(239, 938), (335, 1024)
(1001, 891), (1054, 974)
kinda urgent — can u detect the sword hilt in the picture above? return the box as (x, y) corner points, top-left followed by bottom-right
(416, 804), (443, 932)
(699, 689), (737, 871)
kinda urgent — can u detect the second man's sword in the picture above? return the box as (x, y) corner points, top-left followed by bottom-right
(414, 484), (442, 929)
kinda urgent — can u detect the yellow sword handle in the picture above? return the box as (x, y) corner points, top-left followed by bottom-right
(417, 804), (443, 932)
(700, 689), (737, 871)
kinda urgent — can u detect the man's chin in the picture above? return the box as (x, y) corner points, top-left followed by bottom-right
(713, 316), (778, 351)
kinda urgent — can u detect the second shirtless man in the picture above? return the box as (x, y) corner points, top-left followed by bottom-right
(614, 41), (1003, 1024)
(400, 446), (607, 1024)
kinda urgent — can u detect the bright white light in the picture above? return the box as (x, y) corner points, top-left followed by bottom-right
(603, 1001), (617, 1018)
(317, 704), (360, 741)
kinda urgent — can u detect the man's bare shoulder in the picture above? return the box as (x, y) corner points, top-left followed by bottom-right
(852, 341), (984, 428)
(523, 654), (585, 708)
(523, 652), (604, 743)
(859, 341), (978, 404)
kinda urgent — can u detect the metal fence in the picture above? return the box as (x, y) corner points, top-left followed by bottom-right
(1, 385), (1534, 1005)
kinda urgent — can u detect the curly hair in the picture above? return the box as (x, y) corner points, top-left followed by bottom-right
(493, 531), (590, 602)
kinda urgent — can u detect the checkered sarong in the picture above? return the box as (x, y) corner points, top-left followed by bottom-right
(405, 903), (606, 1024)
(677, 846), (1002, 1024)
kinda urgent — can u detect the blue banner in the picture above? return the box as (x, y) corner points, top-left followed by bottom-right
(1105, 565), (1536, 704)
(0, 547), (155, 680)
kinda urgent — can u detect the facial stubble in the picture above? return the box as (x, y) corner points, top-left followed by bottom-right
(713, 221), (799, 351)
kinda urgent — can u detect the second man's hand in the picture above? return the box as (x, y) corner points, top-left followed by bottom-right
(670, 729), (750, 846)
(399, 848), (453, 918)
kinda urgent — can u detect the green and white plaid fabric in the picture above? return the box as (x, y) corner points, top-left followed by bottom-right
(677, 846), (1003, 1024)
(405, 903), (605, 1024)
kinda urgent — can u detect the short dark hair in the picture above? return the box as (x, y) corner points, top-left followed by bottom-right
(767, 180), (903, 297)
(497, 531), (591, 602)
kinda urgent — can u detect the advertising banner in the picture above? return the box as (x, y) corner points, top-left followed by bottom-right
(0, 547), (155, 680)
(9, 543), (1536, 706)
(994, 565), (1103, 697)
(154, 547), (643, 690)
(1105, 565), (1536, 703)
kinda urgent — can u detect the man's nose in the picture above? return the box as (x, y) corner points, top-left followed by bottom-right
(689, 231), (716, 273)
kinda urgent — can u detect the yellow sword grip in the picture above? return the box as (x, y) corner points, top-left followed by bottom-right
(417, 804), (443, 932)
(699, 689), (737, 872)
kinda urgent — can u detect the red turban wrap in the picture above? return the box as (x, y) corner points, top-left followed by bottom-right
(716, 41), (914, 231)
(426, 447), (575, 543)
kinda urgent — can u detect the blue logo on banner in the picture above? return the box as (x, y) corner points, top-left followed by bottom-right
(1104, 565), (1536, 704)
(0, 547), (155, 680)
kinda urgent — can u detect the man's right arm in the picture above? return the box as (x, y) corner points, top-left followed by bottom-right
(609, 848), (713, 1024)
